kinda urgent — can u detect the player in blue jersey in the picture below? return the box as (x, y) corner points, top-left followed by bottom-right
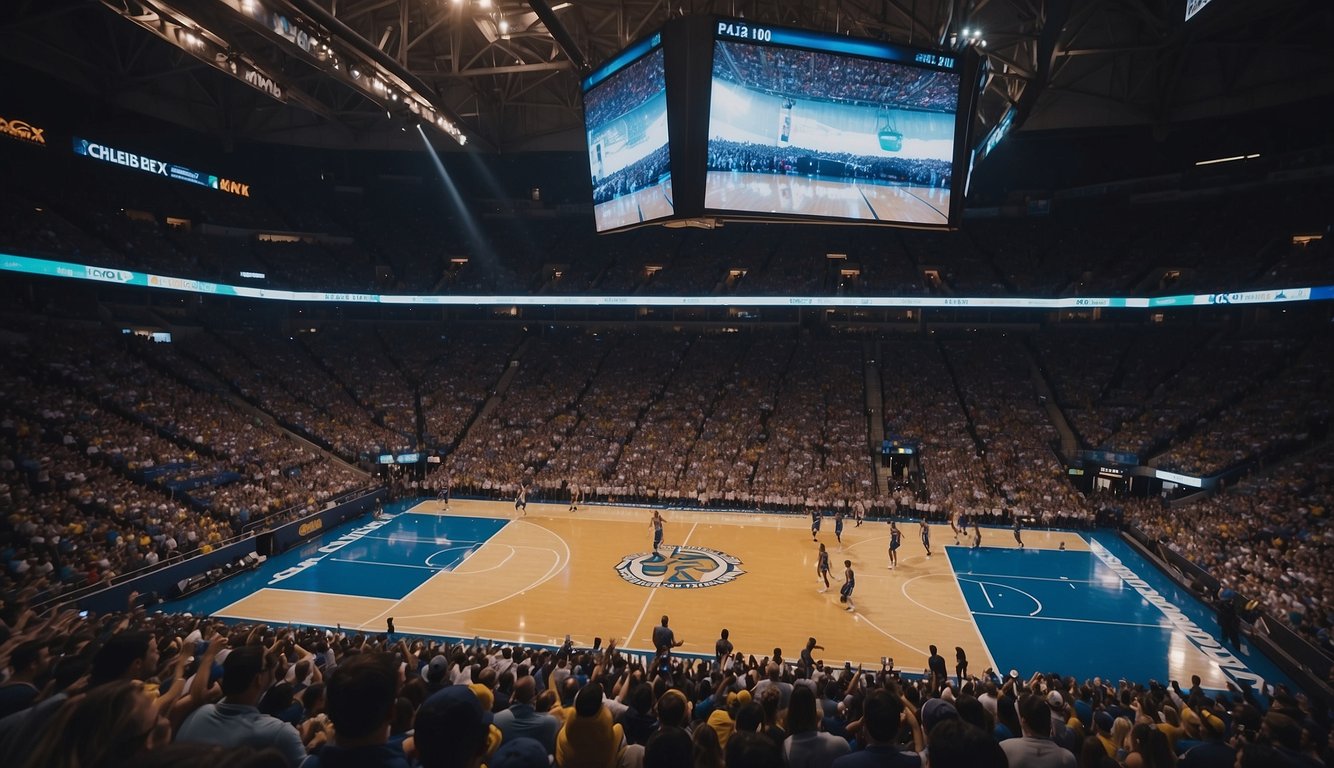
(651, 510), (665, 552)
(834, 509), (845, 547)
(920, 518), (932, 558)
(810, 508), (822, 542)
(840, 560), (856, 612)
(1013, 515), (1024, 548)
(888, 521), (902, 569)
(972, 521), (982, 550)
(816, 542), (832, 593)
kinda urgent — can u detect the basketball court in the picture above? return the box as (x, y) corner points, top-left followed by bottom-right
(704, 171), (950, 225)
(593, 180), (675, 231)
(168, 499), (1288, 691)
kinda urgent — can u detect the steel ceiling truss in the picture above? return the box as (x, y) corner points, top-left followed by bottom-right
(2, 0), (1330, 150)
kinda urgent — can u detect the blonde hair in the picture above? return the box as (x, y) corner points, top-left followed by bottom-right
(1111, 716), (1133, 752)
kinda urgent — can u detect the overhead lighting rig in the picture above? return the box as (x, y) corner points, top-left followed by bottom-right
(101, 0), (467, 145)
(218, 0), (467, 145)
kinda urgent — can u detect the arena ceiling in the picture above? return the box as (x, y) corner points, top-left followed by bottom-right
(2, 0), (1331, 152)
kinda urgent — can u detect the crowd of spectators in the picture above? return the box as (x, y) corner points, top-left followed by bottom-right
(1104, 334), (1305, 459)
(880, 339), (996, 519)
(707, 140), (953, 188)
(1, 603), (1329, 768)
(1151, 333), (1332, 476)
(716, 41), (959, 111)
(592, 145), (671, 205)
(6, 306), (1334, 650)
(1126, 440), (1334, 651)
(944, 338), (1092, 526)
(302, 326), (419, 440)
(182, 332), (412, 460)
(583, 48), (667, 133)
(0, 317), (372, 598)
(444, 331), (876, 510)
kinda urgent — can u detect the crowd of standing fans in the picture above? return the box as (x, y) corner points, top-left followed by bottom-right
(1, 604), (1331, 768)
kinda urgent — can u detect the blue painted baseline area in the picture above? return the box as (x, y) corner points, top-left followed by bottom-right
(165, 503), (508, 614)
(945, 534), (1291, 692)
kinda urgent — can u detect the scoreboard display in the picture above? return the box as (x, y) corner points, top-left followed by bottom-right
(582, 34), (673, 233)
(705, 20), (967, 228)
(581, 16), (979, 232)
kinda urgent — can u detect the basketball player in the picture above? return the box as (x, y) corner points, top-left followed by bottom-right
(816, 542), (832, 593)
(514, 483), (528, 517)
(438, 474), (451, 510)
(920, 518), (932, 558)
(810, 508), (822, 542)
(568, 483), (580, 512)
(840, 560), (856, 612)
(834, 509), (845, 547)
(948, 507), (961, 545)
(651, 510), (665, 553)
(972, 521), (982, 550)
(888, 521), (901, 569)
(1013, 516), (1024, 548)
(853, 498), (865, 527)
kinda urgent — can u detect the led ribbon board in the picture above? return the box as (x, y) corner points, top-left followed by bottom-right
(3, 252), (1330, 310)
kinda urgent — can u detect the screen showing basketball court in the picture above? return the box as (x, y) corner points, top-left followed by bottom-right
(583, 35), (673, 233)
(706, 22), (962, 227)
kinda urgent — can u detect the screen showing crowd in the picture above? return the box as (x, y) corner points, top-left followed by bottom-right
(705, 32), (961, 227)
(583, 43), (673, 233)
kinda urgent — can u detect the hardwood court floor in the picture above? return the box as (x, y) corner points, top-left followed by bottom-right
(593, 181), (675, 231)
(224, 500), (1088, 671)
(703, 171), (951, 225)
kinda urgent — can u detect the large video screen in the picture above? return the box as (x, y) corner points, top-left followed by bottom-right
(582, 34), (673, 233)
(705, 21), (963, 228)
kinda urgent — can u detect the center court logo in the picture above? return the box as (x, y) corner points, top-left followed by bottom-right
(615, 545), (744, 589)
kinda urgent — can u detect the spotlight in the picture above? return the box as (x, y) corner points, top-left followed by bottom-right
(351, 67), (361, 79)
(973, 29), (981, 37)
(499, 19), (509, 34)
(962, 27), (970, 36)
